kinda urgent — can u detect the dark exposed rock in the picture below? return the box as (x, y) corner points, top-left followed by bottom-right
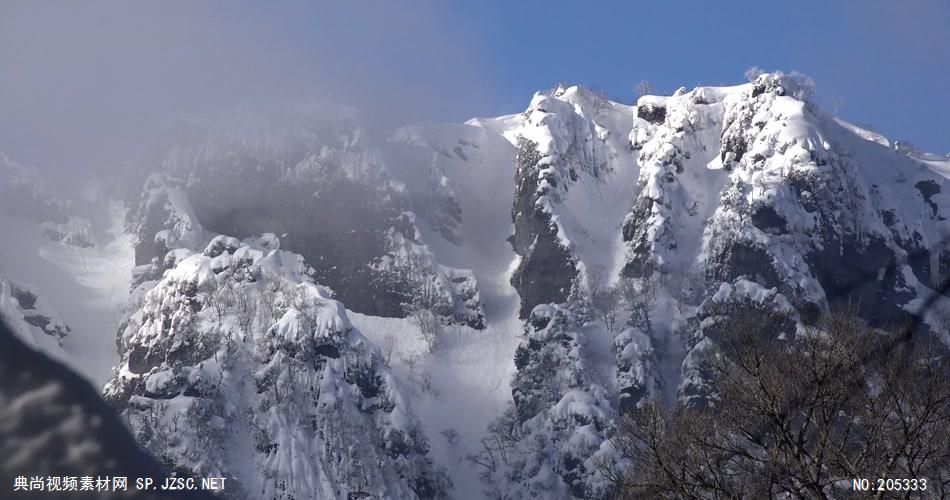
(621, 196), (656, 278)
(881, 209), (898, 227)
(509, 228), (576, 320)
(750, 204), (788, 234)
(708, 240), (782, 294)
(637, 103), (666, 124)
(915, 179), (940, 216)
(721, 133), (748, 165)
(5, 282), (70, 341)
(314, 342), (340, 358)
(508, 138), (577, 319)
(939, 252), (950, 296)
(22, 315), (51, 331)
(11, 287), (37, 309)
(806, 233), (905, 325)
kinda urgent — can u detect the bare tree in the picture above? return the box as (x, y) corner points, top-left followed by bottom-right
(409, 273), (443, 351)
(744, 66), (764, 82)
(604, 304), (950, 499)
(411, 306), (442, 352)
(588, 264), (607, 300)
(441, 428), (461, 447)
(587, 265), (621, 333)
(616, 277), (656, 330)
(832, 96), (845, 116)
(380, 334), (398, 367)
(403, 354), (419, 390)
(416, 371), (438, 397)
(597, 288), (620, 333)
(466, 412), (520, 478)
(634, 79), (655, 99)
(259, 274), (287, 322)
(235, 287), (254, 340)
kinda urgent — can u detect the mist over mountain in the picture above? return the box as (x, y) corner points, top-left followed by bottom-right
(0, 1), (499, 182)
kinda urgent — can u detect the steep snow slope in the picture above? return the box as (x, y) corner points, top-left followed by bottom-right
(509, 85), (639, 286)
(383, 115), (529, 496)
(0, 212), (132, 386)
(504, 86), (640, 318)
(347, 311), (521, 499)
(396, 85), (640, 319)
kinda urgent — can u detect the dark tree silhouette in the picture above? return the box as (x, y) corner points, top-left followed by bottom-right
(604, 305), (950, 499)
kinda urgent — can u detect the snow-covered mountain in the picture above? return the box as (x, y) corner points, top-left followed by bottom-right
(1, 72), (948, 499)
(104, 228), (449, 498)
(390, 72), (950, 497)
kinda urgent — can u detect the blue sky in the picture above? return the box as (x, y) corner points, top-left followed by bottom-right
(449, 0), (949, 154)
(2, 0), (947, 174)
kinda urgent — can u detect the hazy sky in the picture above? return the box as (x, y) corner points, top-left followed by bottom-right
(1, 0), (947, 177)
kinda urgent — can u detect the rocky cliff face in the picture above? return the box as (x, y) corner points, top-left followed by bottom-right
(508, 136), (577, 319)
(483, 74), (948, 335)
(502, 86), (639, 319)
(627, 74), (949, 327)
(403, 74), (950, 497)
(624, 74), (949, 410)
(131, 75), (946, 498)
(104, 229), (450, 499)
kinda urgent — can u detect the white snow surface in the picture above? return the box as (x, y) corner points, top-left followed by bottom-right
(0, 200), (133, 387)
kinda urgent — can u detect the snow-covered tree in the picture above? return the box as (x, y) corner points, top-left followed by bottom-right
(744, 65), (764, 82)
(472, 304), (616, 499)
